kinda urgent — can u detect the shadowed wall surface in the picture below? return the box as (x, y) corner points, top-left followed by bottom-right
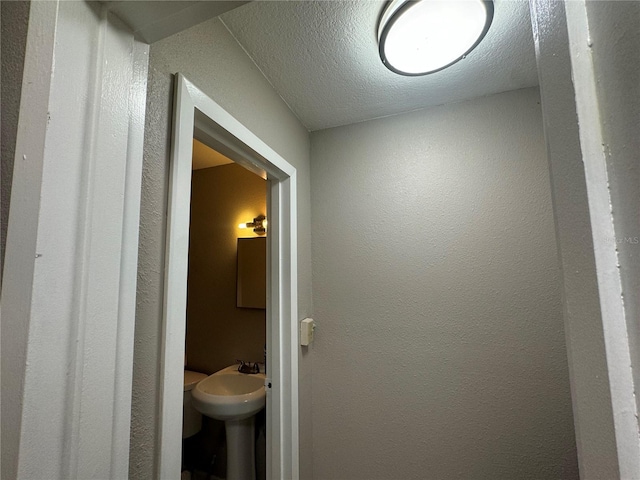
(1, 1), (30, 279)
(310, 87), (578, 480)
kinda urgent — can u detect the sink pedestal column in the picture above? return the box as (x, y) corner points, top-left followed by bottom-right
(225, 417), (256, 480)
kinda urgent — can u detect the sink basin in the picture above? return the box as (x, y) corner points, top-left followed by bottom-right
(192, 365), (266, 421)
(192, 365), (266, 480)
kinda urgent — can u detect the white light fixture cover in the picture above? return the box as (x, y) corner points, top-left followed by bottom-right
(378, 0), (494, 76)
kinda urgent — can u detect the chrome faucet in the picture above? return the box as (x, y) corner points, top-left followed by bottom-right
(236, 360), (259, 374)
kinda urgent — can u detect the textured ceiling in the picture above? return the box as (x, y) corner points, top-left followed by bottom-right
(220, 0), (539, 131)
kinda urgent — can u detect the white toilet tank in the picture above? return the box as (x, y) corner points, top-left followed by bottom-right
(183, 370), (208, 439)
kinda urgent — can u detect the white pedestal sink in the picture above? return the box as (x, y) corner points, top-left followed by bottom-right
(191, 365), (265, 480)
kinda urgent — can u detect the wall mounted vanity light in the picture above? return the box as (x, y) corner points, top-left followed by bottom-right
(378, 0), (494, 76)
(238, 215), (268, 235)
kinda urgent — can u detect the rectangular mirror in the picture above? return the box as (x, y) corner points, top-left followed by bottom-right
(237, 237), (266, 309)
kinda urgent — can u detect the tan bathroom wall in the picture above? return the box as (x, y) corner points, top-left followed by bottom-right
(187, 163), (266, 374)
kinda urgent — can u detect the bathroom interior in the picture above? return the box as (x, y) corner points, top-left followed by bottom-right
(129, 0), (601, 479)
(181, 139), (268, 480)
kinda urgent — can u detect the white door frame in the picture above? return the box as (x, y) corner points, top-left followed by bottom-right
(1, 2), (149, 478)
(158, 74), (299, 480)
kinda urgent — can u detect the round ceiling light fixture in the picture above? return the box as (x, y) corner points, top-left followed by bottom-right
(378, 0), (494, 76)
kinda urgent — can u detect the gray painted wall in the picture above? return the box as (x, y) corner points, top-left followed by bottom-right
(587, 0), (640, 415)
(131, 16), (313, 479)
(310, 88), (578, 479)
(0, 0), (30, 281)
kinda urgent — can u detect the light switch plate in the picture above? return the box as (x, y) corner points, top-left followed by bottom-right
(300, 318), (315, 346)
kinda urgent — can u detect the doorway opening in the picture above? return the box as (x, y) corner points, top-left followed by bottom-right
(159, 74), (299, 480)
(181, 138), (268, 479)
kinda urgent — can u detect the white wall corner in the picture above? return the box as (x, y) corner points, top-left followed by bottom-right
(1, 1), (149, 478)
(564, 1), (640, 477)
(529, 0), (640, 478)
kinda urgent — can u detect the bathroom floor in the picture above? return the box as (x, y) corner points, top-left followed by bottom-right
(181, 470), (223, 480)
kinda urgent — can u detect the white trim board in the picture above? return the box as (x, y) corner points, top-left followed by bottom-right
(530, 0), (640, 477)
(158, 73), (300, 480)
(0, 2), (149, 478)
(564, 1), (640, 476)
